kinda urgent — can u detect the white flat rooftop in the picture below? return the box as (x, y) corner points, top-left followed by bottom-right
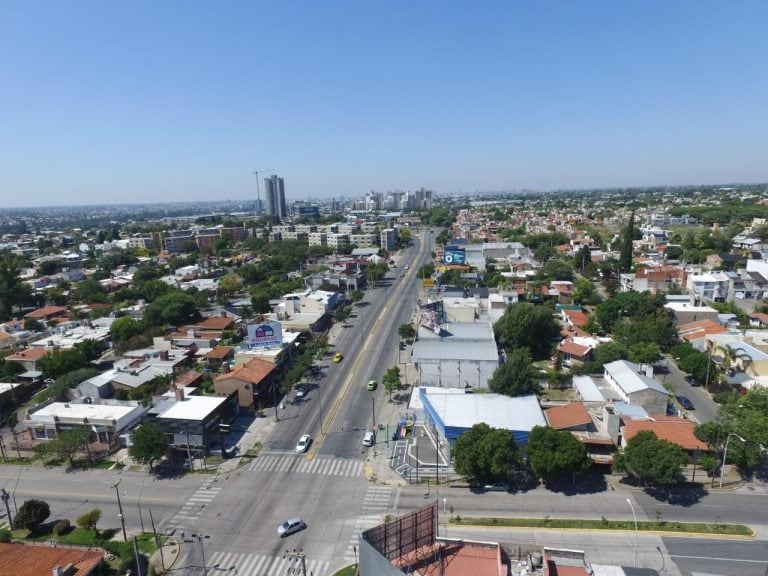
(157, 395), (227, 421)
(32, 402), (138, 421)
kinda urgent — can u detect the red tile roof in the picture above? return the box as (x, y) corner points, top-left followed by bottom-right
(215, 357), (275, 384)
(749, 312), (768, 325)
(0, 542), (104, 576)
(6, 347), (50, 361)
(205, 346), (234, 360)
(563, 309), (589, 327)
(545, 403), (592, 430)
(393, 542), (502, 576)
(175, 370), (203, 388)
(558, 340), (591, 358)
(198, 316), (235, 330)
(24, 305), (68, 319)
(622, 417), (708, 451)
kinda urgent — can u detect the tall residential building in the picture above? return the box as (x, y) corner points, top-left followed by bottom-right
(265, 175), (287, 219)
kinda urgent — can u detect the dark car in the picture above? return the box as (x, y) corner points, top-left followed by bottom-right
(676, 395), (695, 410)
(685, 375), (700, 387)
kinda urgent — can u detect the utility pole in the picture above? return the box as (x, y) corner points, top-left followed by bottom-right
(284, 548), (307, 575)
(148, 508), (165, 571)
(132, 536), (143, 576)
(111, 480), (128, 541)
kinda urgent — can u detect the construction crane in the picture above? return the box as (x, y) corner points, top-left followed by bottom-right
(252, 168), (276, 216)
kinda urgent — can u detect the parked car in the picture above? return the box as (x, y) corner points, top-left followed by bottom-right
(333, 352), (344, 363)
(685, 375), (700, 387)
(295, 434), (311, 453)
(362, 431), (376, 447)
(295, 385), (308, 399)
(277, 517), (306, 537)
(676, 395), (695, 410)
(367, 380), (377, 391)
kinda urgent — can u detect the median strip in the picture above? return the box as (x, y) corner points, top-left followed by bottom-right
(450, 516), (753, 537)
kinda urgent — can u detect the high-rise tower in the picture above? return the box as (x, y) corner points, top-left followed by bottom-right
(265, 175), (287, 219)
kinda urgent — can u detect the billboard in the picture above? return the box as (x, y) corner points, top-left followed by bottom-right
(419, 301), (446, 335)
(246, 321), (283, 349)
(443, 248), (466, 265)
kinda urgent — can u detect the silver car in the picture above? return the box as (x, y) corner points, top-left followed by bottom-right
(277, 517), (306, 538)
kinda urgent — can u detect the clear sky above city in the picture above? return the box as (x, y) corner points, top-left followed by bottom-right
(1, 1), (766, 207)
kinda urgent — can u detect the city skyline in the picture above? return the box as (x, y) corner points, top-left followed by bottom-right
(1, 1), (767, 208)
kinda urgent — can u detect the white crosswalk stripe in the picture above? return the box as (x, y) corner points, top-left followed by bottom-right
(343, 486), (392, 562)
(207, 551), (331, 576)
(247, 454), (363, 478)
(161, 483), (222, 531)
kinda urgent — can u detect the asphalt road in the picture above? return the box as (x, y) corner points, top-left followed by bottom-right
(661, 355), (720, 424)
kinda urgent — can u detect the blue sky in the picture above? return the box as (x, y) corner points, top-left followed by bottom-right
(1, 1), (766, 207)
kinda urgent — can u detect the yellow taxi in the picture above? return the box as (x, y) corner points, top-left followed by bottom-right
(333, 352), (344, 363)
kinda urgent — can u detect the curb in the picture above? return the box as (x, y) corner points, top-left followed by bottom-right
(448, 520), (756, 540)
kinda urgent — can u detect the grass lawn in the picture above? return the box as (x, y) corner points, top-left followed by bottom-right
(451, 516), (753, 536)
(331, 565), (358, 576)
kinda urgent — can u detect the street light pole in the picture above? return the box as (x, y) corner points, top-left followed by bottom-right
(193, 533), (209, 576)
(111, 479), (128, 541)
(626, 498), (638, 568)
(719, 433), (746, 489)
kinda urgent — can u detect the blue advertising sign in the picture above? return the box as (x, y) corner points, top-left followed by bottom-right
(443, 249), (466, 265)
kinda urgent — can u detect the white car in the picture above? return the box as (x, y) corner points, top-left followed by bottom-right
(277, 517), (306, 537)
(295, 434), (311, 453)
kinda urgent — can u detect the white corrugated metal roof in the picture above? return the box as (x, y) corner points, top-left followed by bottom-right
(411, 340), (499, 362)
(424, 390), (546, 431)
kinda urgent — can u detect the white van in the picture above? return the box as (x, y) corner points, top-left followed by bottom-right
(362, 431), (375, 447)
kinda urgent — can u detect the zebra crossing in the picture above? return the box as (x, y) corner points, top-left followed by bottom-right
(342, 485), (393, 563)
(162, 481), (222, 531)
(206, 550), (331, 576)
(246, 453), (363, 478)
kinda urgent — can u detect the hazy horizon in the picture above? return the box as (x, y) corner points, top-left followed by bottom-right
(2, 1), (767, 208)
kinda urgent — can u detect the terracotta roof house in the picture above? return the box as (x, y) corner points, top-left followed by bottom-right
(749, 312), (768, 329)
(175, 369), (204, 388)
(204, 345), (235, 368)
(0, 330), (14, 350)
(562, 309), (589, 330)
(214, 358), (277, 410)
(197, 315), (236, 331)
(0, 542), (104, 576)
(557, 339), (593, 367)
(621, 417), (708, 454)
(5, 347), (50, 372)
(544, 402), (593, 431)
(677, 318), (728, 342)
(24, 305), (69, 321)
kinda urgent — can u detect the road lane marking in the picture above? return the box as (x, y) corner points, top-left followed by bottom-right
(670, 555), (767, 564)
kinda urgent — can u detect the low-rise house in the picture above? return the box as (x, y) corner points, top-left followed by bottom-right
(0, 542), (105, 576)
(5, 347), (50, 372)
(148, 387), (238, 454)
(603, 360), (670, 415)
(214, 358), (277, 411)
(24, 305), (69, 322)
(25, 399), (147, 447)
(621, 416), (708, 459)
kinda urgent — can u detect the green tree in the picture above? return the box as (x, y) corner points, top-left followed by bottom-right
(38, 349), (90, 380)
(143, 291), (199, 327)
(73, 338), (104, 362)
(349, 290), (364, 303)
(619, 210), (636, 272)
(129, 422), (169, 467)
(383, 366), (401, 400)
(627, 342), (661, 365)
(494, 302), (560, 360)
(36, 427), (89, 468)
(708, 387), (768, 469)
(614, 431), (687, 485)
(526, 426), (590, 483)
(76, 508), (102, 534)
(453, 423), (521, 483)
(488, 348), (540, 397)
(398, 323), (416, 342)
(110, 317), (146, 342)
(0, 253), (30, 319)
(15, 499), (51, 533)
